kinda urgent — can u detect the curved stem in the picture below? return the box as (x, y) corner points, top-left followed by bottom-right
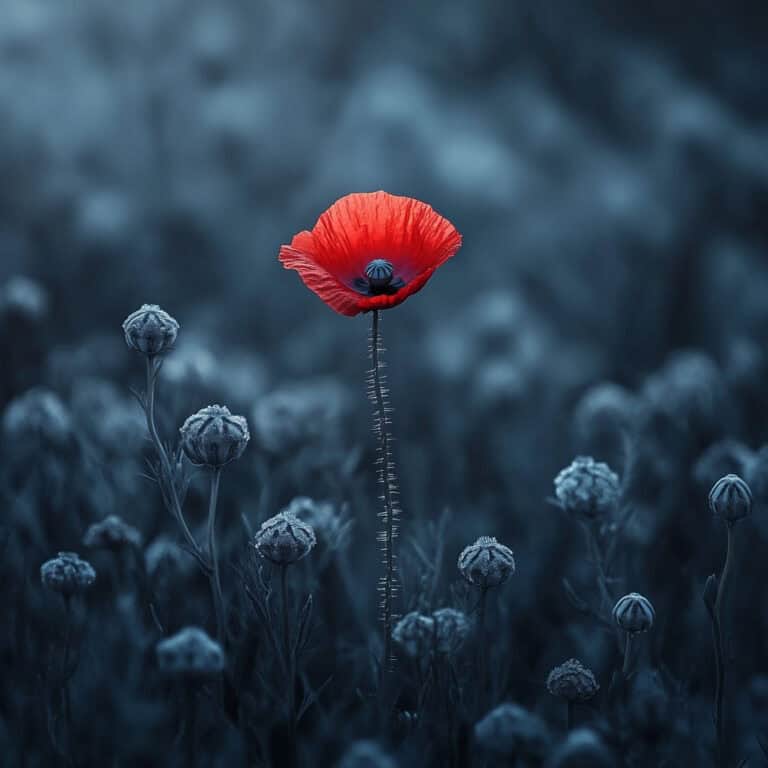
(713, 524), (734, 767)
(144, 358), (202, 561)
(207, 468), (224, 642)
(370, 309), (398, 675)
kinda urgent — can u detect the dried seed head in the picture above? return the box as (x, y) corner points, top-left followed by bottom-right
(554, 456), (620, 521)
(474, 702), (550, 760)
(457, 536), (515, 589)
(336, 740), (397, 768)
(612, 592), (655, 634)
(545, 728), (614, 768)
(546, 659), (599, 702)
(253, 511), (316, 565)
(122, 304), (179, 357)
(83, 515), (143, 551)
(432, 607), (472, 655)
(391, 611), (435, 658)
(709, 473), (752, 525)
(40, 552), (96, 597)
(364, 259), (395, 291)
(179, 404), (250, 468)
(156, 626), (224, 679)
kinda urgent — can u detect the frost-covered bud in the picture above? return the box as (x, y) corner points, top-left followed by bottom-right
(2, 388), (73, 450)
(432, 608), (472, 655)
(83, 515), (143, 551)
(122, 304), (179, 357)
(546, 659), (599, 702)
(612, 593), (655, 634)
(336, 740), (396, 768)
(474, 702), (550, 761)
(457, 536), (515, 589)
(554, 456), (620, 521)
(709, 473), (752, 524)
(392, 612), (435, 658)
(40, 552), (96, 597)
(545, 728), (614, 768)
(253, 512), (316, 565)
(179, 405), (250, 468)
(156, 626), (224, 679)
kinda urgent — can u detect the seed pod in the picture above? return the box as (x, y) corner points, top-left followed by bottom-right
(156, 626), (224, 679)
(391, 611), (435, 658)
(253, 511), (316, 565)
(554, 456), (620, 521)
(474, 702), (550, 760)
(709, 473), (752, 524)
(40, 552), (97, 597)
(457, 536), (515, 588)
(432, 608), (472, 655)
(83, 515), (143, 551)
(122, 304), (179, 357)
(546, 659), (600, 702)
(179, 404), (250, 468)
(612, 593), (655, 634)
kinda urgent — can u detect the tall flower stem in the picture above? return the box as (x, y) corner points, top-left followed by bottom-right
(207, 468), (224, 643)
(280, 565), (296, 738)
(368, 309), (399, 676)
(712, 524), (734, 767)
(622, 633), (633, 678)
(144, 358), (204, 566)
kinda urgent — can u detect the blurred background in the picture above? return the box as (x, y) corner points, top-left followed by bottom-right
(2, 0), (768, 765)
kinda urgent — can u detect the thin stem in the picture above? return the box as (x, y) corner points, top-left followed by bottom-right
(369, 309), (398, 675)
(62, 597), (76, 768)
(144, 358), (201, 561)
(207, 468), (224, 642)
(280, 565), (296, 736)
(184, 684), (198, 768)
(622, 633), (633, 678)
(566, 700), (575, 731)
(713, 524), (734, 767)
(477, 586), (489, 706)
(583, 522), (613, 613)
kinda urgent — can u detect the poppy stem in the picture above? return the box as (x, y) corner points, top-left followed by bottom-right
(368, 309), (399, 677)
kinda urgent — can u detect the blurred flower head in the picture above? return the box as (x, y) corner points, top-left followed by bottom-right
(545, 728), (614, 768)
(612, 592), (655, 634)
(156, 626), (224, 679)
(0, 275), (49, 324)
(284, 496), (352, 551)
(432, 607), (471, 655)
(554, 456), (620, 521)
(474, 702), (550, 761)
(40, 551), (96, 597)
(457, 536), (515, 589)
(83, 515), (143, 551)
(253, 511), (316, 565)
(572, 382), (638, 444)
(279, 191), (461, 316)
(709, 473), (752, 525)
(335, 740), (396, 768)
(122, 304), (179, 357)
(392, 611), (435, 658)
(179, 404), (250, 468)
(3, 387), (73, 452)
(145, 535), (194, 582)
(546, 659), (599, 702)
(693, 439), (754, 494)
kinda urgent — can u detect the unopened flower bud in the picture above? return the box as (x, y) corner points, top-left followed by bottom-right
(156, 626), (224, 679)
(179, 404), (250, 468)
(474, 702), (550, 761)
(122, 304), (179, 357)
(432, 608), (471, 655)
(612, 593), (655, 634)
(546, 659), (599, 702)
(40, 552), (96, 597)
(83, 515), (143, 551)
(392, 612), (435, 658)
(709, 473), (752, 524)
(457, 536), (515, 588)
(554, 456), (620, 521)
(253, 511), (316, 565)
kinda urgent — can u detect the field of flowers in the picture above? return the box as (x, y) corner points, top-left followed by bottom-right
(2, 1), (768, 766)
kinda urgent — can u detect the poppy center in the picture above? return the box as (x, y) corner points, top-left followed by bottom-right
(365, 259), (394, 290)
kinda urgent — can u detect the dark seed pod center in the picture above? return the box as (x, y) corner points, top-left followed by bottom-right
(365, 259), (394, 291)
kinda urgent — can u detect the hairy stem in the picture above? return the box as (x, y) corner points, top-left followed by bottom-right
(369, 309), (399, 675)
(207, 468), (225, 642)
(144, 358), (202, 561)
(713, 524), (734, 767)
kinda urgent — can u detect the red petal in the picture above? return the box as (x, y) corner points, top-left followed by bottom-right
(279, 191), (461, 316)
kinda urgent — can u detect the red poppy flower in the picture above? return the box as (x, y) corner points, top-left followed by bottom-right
(279, 191), (462, 316)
